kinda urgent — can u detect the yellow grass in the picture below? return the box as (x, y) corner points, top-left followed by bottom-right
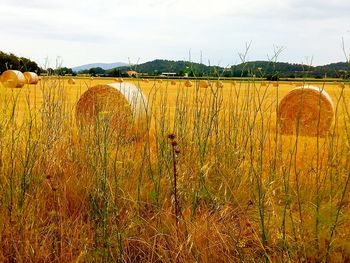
(0, 77), (349, 262)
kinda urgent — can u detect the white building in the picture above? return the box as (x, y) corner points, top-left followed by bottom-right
(161, 72), (176, 76)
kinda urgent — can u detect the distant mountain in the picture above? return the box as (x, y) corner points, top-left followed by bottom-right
(72, 62), (128, 72)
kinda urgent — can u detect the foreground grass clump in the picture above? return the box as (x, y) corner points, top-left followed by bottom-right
(0, 77), (349, 262)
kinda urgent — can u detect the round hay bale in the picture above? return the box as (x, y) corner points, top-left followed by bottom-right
(0, 70), (26, 88)
(24, 72), (39, 84)
(339, 83), (345, 88)
(199, 80), (209, 89)
(157, 79), (163, 84)
(68, 78), (76, 85)
(90, 77), (94, 80)
(115, 78), (124, 83)
(144, 79), (149, 83)
(216, 81), (224, 88)
(184, 80), (192, 87)
(261, 82), (267, 86)
(171, 80), (177, 85)
(278, 85), (334, 137)
(273, 82), (279, 87)
(76, 82), (148, 140)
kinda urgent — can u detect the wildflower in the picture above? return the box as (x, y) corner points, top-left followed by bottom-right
(238, 240), (246, 248)
(168, 134), (176, 140)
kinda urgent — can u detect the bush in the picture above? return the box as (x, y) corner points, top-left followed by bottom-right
(266, 74), (279, 81)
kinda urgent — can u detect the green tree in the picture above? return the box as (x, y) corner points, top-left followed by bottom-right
(89, 67), (105, 76)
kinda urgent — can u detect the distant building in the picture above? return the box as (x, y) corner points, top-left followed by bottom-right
(77, 73), (90, 77)
(127, 70), (139, 77)
(161, 72), (176, 76)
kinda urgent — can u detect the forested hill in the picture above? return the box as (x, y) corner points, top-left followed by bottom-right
(114, 60), (350, 78)
(232, 61), (350, 78)
(0, 51), (42, 74)
(118, 59), (213, 75)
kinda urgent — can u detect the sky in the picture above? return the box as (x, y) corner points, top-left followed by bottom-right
(1, 0), (350, 68)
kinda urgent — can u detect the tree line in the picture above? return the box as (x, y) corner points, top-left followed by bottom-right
(0, 51), (42, 74)
(1, 51), (349, 79)
(77, 60), (350, 79)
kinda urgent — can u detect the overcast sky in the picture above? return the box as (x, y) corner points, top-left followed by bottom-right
(1, 0), (350, 68)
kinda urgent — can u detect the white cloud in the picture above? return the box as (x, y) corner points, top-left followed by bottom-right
(0, 0), (349, 67)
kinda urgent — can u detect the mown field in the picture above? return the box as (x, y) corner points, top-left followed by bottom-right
(0, 77), (349, 262)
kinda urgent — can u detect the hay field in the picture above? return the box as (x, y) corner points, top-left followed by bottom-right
(0, 77), (349, 262)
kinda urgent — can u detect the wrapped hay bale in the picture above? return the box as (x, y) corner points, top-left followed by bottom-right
(278, 85), (334, 137)
(171, 80), (177, 85)
(199, 80), (209, 89)
(0, 70), (25, 88)
(184, 80), (192, 87)
(76, 82), (148, 140)
(24, 72), (39, 84)
(68, 78), (76, 85)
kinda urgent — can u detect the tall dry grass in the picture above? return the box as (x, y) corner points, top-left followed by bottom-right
(0, 74), (349, 262)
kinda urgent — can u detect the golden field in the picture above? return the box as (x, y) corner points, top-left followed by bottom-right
(0, 77), (349, 262)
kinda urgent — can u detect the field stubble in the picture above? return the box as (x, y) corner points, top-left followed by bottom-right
(0, 77), (349, 262)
